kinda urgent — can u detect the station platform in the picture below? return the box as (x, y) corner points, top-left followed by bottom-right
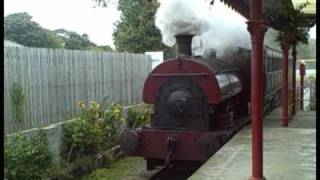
(189, 108), (316, 180)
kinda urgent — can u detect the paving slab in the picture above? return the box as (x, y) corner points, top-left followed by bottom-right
(189, 109), (316, 180)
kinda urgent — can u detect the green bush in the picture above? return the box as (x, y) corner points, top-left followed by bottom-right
(10, 82), (25, 123)
(4, 101), (127, 180)
(125, 105), (153, 128)
(4, 130), (53, 180)
(61, 101), (124, 163)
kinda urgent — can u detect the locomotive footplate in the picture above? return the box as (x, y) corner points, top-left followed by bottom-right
(120, 123), (239, 160)
(120, 116), (251, 169)
(119, 129), (223, 167)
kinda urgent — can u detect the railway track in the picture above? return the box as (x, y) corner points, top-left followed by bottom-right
(149, 163), (201, 180)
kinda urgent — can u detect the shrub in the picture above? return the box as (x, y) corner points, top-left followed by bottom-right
(61, 101), (124, 162)
(125, 105), (153, 128)
(4, 130), (53, 179)
(10, 82), (25, 123)
(102, 102), (125, 144)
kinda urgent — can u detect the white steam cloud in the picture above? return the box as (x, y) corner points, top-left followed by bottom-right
(155, 0), (251, 57)
(155, 0), (209, 47)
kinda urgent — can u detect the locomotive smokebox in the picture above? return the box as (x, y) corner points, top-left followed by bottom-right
(175, 34), (194, 56)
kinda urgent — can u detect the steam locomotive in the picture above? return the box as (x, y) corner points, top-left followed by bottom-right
(120, 34), (283, 170)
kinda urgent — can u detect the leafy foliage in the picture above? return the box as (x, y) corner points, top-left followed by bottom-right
(55, 29), (97, 50)
(91, 45), (114, 52)
(125, 105), (153, 128)
(61, 101), (124, 162)
(113, 0), (175, 58)
(4, 12), (63, 48)
(296, 38), (316, 59)
(4, 12), (114, 52)
(93, 0), (109, 7)
(4, 100), (129, 179)
(10, 83), (25, 123)
(264, 0), (313, 46)
(264, 28), (315, 59)
(4, 130), (53, 180)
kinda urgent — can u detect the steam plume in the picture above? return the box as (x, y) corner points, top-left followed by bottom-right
(155, 0), (209, 47)
(155, 0), (251, 57)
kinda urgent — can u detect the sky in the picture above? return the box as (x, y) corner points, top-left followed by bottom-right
(4, 0), (121, 48)
(4, 0), (316, 48)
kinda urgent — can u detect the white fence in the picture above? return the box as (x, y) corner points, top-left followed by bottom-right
(4, 47), (152, 134)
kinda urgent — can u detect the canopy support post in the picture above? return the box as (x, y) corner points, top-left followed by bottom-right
(247, 0), (267, 179)
(292, 42), (297, 115)
(281, 32), (291, 127)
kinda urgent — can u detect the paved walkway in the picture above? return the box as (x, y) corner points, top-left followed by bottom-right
(189, 109), (316, 180)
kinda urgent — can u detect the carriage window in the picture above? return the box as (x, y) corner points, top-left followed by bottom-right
(227, 74), (240, 83)
(216, 74), (230, 88)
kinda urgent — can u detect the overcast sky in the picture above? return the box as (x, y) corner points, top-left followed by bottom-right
(4, 0), (316, 48)
(4, 0), (121, 48)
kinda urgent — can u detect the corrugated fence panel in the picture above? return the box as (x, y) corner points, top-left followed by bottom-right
(4, 47), (152, 134)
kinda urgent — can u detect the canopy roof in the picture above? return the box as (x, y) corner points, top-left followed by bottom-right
(220, 0), (250, 19)
(220, 0), (316, 27)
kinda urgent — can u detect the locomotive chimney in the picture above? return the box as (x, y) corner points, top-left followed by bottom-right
(175, 34), (194, 56)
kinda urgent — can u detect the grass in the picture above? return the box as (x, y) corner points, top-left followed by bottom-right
(83, 157), (148, 180)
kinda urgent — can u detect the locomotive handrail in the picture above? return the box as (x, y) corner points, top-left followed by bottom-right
(151, 73), (209, 77)
(221, 89), (234, 95)
(215, 68), (239, 74)
(266, 70), (282, 74)
(265, 87), (281, 99)
(264, 46), (282, 54)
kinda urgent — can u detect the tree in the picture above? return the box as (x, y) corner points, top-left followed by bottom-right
(4, 12), (63, 48)
(264, 28), (282, 50)
(296, 38), (316, 59)
(55, 29), (114, 51)
(54, 29), (97, 50)
(4, 12), (112, 52)
(97, 45), (114, 51)
(263, 1), (316, 60)
(264, 0), (313, 46)
(112, 0), (175, 58)
(85, 45), (114, 52)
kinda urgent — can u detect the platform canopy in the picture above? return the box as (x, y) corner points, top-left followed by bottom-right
(220, 0), (316, 27)
(219, 0), (250, 19)
(220, 0), (300, 20)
